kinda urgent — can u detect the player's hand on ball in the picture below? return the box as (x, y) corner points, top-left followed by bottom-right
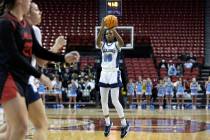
(110, 27), (116, 31)
(39, 74), (53, 90)
(64, 51), (80, 64)
(101, 18), (106, 28)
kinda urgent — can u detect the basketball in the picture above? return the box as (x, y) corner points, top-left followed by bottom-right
(104, 15), (118, 29)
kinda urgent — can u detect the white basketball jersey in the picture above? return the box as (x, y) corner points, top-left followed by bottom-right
(101, 42), (120, 70)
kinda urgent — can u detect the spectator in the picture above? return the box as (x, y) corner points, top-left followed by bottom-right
(158, 59), (168, 70)
(184, 60), (193, 69)
(67, 79), (78, 109)
(186, 52), (199, 71)
(127, 78), (135, 108)
(168, 64), (177, 76)
(176, 64), (183, 76)
(179, 52), (188, 62)
(186, 52), (196, 63)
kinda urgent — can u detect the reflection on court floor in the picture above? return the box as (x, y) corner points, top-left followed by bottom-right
(1, 108), (210, 140)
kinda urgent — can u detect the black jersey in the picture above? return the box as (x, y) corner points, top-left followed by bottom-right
(0, 12), (65, 98)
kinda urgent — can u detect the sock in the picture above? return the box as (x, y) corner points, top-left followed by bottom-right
(121, 118), (127, 126)
(105, 116), (110, 126)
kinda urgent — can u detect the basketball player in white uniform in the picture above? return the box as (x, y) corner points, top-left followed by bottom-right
(96, 18), (129, 139)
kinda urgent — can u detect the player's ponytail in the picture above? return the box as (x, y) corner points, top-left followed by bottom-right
(0, 0), (5, 16)
(0, 0), (16, 16)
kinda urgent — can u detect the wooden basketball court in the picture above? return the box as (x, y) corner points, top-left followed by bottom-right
(6, 108), (207, 140)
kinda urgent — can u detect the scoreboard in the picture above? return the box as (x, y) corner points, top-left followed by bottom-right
(106, 0), (122, 16)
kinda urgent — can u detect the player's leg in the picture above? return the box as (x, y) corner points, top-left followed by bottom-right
(127, 94), (132, 108)
(0, 123), (8, 140)
(137, 94), (142, 109)
(146, 95), (151, 109)
(2, 94), (28, 140)
(136, 94), (139, 107)
(169, 94), (172, 109)
(73, 96), (76, 109)
(181, 94), (184, 110)
(206, 94), (210, 110)
(177, 94), (180, 109)
(110, 87), (129, 138)
(166, 95), (170, 109)
(40, 93), (45, 104)
(192, 95), (196, 109)
(0, 123), (7, 133)
(194, 95), (197, 109)
(59, 93), (62, 105)
(100, 87), (112, 137)
(69, 96), (72, 108)
(158, 96), (163, 111)
(110, 87), (126, 125)
(28, 99), (48, 140)
(25, 85), (48, 140)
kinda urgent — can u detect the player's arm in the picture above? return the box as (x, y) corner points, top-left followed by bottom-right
(36, 36), (66, 67)
(96, 18), (105, 48)
(111, 28), (124, 48)
(32, 38), (65, 62)
(31, 28), (65, 62)
(32, 30), (80, 64)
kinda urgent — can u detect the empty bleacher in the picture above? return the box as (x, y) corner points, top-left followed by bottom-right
(119, 0), (204, 59)
(125, 58), (158, 81)
(35, 0), (99, 48)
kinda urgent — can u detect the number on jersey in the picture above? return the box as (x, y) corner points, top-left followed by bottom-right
(104, 54), (112, 62)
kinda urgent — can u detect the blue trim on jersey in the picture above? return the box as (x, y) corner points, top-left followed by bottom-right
(114, 42), (120, 68)
(116, 51), (120, 68)
(115, 42), (120, 52)
(99, 82), (122, 88)
(117, 71), (123, 87)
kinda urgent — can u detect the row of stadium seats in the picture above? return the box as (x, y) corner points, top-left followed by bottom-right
(119, 0), (204, 58)
(125, 57), (200, 82)
(35, 0), (204, 60)
(36, 0), (99, 48)
(124, 58), (158, 81)
(80, 56), (95, 70)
